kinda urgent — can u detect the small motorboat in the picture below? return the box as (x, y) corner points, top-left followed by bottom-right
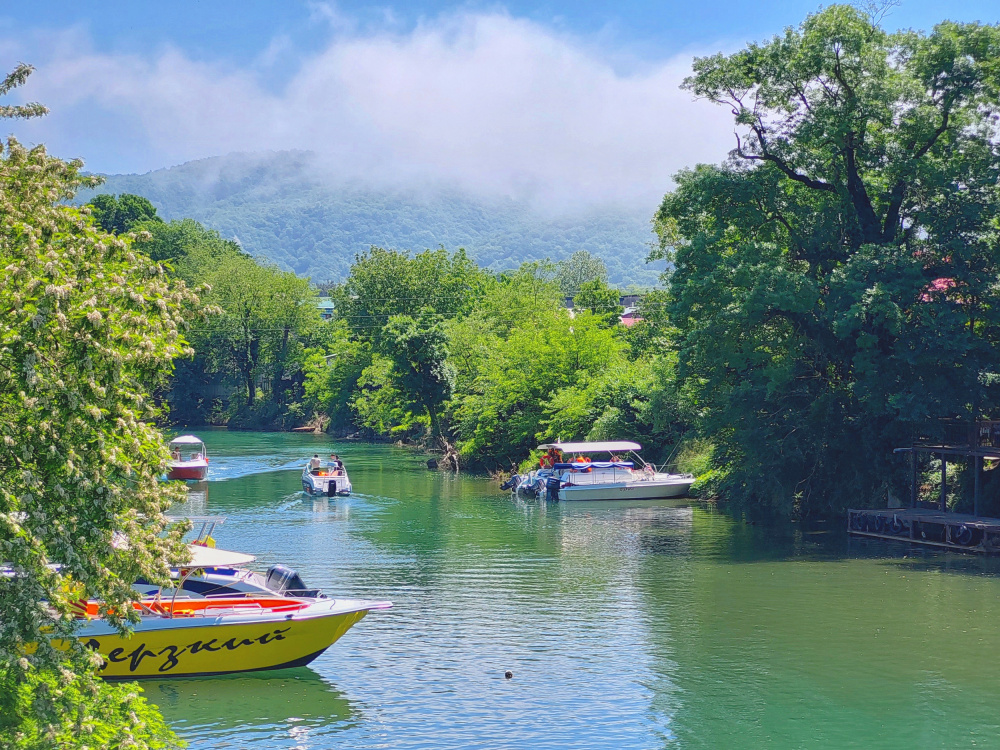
(70, 545), (391, 679)
(167, 435), (209, 481)
(302, 455), (351, 496)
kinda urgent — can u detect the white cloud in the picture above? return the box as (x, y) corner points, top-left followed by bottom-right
(6, 11), (736, 211)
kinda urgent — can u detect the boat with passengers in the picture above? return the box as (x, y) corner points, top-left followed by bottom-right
(301, 453), (351, 496)
(166, 435), (209, 481)
(504, 440), (694, 501)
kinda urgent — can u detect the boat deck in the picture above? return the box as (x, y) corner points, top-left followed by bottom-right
(847, 507), (1000, 553)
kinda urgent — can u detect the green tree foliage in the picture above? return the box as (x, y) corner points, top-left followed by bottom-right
(192, 255), (320, 427)
(383, 315), (454, 438)
(86, 193), (162, 235)
(0, 115), (196, 748)
(451, 307), (627, 466)
(655, 6), (1000, 516)
(137, 217), (239, 268)
(339, 246), (488, 347)
(573, 278), (623, 328)
(555, 250), (608, 295)
(304, 248), (688, 469)
(302, 321), (370, 433)
(0, 64), (47, 120)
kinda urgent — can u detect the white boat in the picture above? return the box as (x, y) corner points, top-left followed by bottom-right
(301, 455), (351, 496)
(509, 441), (694, 501)
(167, 435), (209, 481)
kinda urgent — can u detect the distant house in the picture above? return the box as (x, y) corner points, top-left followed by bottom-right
(619, 293), (642, 308)
(317, 297), (335, 320)
(620, 310), (644, 328)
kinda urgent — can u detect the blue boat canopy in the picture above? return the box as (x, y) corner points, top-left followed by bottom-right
(554, 461), (634, 470)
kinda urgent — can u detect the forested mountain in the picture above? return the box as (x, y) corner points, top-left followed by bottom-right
(82, 151), (661, 285)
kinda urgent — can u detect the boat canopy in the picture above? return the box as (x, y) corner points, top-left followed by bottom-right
(537, 441), (642, 453)
(170, 435), (205, 445)
(555, 461), (634, 470)
(183, 545), (256, 568)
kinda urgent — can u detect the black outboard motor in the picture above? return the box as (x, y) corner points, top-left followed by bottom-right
(327, 479), (337, 497)
(500, 474), (520, 492)
(545, 476), (562, 502)
(265, 564), (322, 598)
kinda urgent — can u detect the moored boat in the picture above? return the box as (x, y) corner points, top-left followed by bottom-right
(507, 441), (694, 501)
(72, 545), (390, 679)
(73, 596), (389, 679)
(302, 454), (351, 496)
(167, 435), (209, 481)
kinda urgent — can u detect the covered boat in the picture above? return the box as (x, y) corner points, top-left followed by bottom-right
(508, 441), (694, 501)
(167, 435), (208, 481)
(302, 455), (351, 496)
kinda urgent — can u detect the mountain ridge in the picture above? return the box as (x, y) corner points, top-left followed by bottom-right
(80, 151), (663, 286)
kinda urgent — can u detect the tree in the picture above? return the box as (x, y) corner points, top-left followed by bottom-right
(0, 66), (196, 748)
(341, 246), (487, 348)
(574, 278), (622, 328)
(198, 255), (319, 417)
(135, 217), (242, 268)
(656, 6), (1000, 515)
(452, 309), (625, 467)
(384, 314), (454, 438)
(86, 193), (162, 235)
(555, 250), (608, 296)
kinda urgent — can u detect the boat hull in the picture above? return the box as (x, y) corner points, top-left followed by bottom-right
(73, 602), (377, 679)
(302, 472), (351, 496)
(556, 479), (693, 501)
(167, 461), (208, 481)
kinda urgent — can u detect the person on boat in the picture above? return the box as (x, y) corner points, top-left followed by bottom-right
(329, 454), (344, 475)
(310, 454), (322, 472)
(540, 447), (562, 468)
(170, 447), (181, 460)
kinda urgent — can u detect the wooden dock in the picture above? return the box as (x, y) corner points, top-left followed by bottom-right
(847, 507), (1000, 553)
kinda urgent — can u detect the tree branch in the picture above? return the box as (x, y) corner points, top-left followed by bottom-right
(735, 131), (837, 194)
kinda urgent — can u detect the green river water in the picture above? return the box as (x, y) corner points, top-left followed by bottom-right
(154, 429), (1000, 749)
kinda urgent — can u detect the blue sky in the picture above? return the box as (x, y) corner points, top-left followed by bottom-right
(3, 1), (999, 210)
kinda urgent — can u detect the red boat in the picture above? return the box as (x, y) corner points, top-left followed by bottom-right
(167, 435), (209, 481)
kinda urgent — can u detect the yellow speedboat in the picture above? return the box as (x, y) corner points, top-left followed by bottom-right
(68, 546), (391, 680)
(73, 596), (389, 680)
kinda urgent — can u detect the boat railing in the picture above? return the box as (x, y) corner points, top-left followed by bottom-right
(165, 515), (226, 543)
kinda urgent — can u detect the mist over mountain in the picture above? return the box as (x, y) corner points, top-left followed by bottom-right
(82, 152), (663, 286)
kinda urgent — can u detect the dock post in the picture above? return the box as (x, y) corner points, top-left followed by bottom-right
(910, 451), (917, 508)
(940, 454), (948, 511)
(975, 455), (981, 517)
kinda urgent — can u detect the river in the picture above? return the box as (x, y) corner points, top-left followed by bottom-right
(154, 429), (1000, 749)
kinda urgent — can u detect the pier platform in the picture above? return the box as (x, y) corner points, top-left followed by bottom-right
(847, 507), (1000, 553)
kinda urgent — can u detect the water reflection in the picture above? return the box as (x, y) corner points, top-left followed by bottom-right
(146, 670), (358, 748)
(183, 481), (208, 515)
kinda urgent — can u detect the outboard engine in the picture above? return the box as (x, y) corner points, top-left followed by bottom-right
(265, 564), (321, 598)
(327, 479), (337, 497)
(500, 474), (520, 492)
(545, 476), (562, 502)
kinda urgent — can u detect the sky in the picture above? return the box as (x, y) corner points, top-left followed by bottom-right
(3, 0), (999, 211)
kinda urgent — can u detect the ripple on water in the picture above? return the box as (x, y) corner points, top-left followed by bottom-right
(159, 433), (1000, 750)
